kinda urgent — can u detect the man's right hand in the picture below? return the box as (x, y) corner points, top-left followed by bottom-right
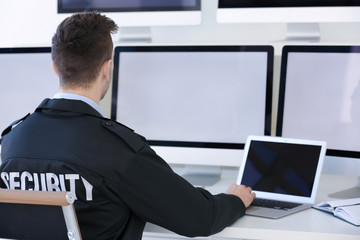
(226, 183), (256, 208)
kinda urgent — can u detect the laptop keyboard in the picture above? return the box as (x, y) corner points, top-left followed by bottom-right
(251, 198), (302, 210)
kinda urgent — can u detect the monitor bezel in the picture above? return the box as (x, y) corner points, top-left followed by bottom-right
(217, 0), (360, 23)
(218, 0), (360, 8)
(277, 45), (360, 159)
(0, 47), (51, 55)
(58, 0), (201, 13)
(111, 45), (274, 150)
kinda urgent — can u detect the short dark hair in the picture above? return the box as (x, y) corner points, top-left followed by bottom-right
(52, 12), (118, 89)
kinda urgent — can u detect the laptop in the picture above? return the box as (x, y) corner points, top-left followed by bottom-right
(237, 135), (327, 219)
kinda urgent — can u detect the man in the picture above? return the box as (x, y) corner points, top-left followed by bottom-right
(0, 12), (255, 240)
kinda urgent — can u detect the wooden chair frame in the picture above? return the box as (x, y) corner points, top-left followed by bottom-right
(0, 189), (82, 240)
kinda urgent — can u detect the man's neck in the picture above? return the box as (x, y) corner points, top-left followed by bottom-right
(59, 87), (100, 105)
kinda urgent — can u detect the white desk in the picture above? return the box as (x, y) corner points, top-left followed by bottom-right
(143, 170), (360, 240)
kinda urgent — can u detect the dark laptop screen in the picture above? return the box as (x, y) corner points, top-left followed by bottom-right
(240, 140), (321, 197)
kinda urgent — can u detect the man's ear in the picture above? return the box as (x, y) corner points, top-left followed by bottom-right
(52, 62), (59, 76)
(101, 59), (112, 81)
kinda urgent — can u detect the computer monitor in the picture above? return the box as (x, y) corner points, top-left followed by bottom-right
(111, 45), (274, 185)
(0, 47), (59, 137)
(277, 45), (360, 198)
(217, 1), (360, 41)
(57, 0), (201, 42)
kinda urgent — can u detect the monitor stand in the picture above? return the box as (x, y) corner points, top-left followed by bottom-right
(324, 156), (360, 199)
(285, 23), (321, 42)
(182, 165), (221, 187)
(117, 27), (152, 43)
(328, 176), (360, 199)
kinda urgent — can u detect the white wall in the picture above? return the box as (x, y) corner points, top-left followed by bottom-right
(0, 0), (64, 47)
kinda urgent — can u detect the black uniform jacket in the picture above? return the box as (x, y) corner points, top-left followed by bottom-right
(0, 98), (246, 240)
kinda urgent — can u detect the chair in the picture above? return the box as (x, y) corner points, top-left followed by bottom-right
(0, 188), (82, 240)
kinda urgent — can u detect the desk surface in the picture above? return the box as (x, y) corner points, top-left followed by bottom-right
(144, 169), (360, 240)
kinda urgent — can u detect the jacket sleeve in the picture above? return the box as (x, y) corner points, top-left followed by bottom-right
(112, 144), (246, 237)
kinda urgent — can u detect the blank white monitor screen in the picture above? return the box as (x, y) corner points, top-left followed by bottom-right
(112, 46), (273, 156)
(0, 48), (59, 133)
(277, 46), (360, 158)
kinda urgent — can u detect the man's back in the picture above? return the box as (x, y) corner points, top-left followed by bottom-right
(1, 98), (148, 239)
(1, 98), (246, 239)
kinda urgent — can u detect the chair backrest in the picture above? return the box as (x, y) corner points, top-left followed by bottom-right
(0, 189), (82, 240)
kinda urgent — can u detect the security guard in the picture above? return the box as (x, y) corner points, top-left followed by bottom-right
(0, 12), (255, 240)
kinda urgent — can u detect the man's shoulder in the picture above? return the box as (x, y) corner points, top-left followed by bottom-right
(101, 119), (146, 153)
(1, 113), (31, 141)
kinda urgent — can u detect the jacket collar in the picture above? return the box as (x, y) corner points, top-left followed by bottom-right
(36, 98), (106, 119)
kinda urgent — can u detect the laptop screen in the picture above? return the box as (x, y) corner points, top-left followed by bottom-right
(237, 136), (326, 202)
(240, 140), (321, 197)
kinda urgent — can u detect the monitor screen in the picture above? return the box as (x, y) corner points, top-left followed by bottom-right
(217, 0), (360, 23)
(218, 0), (360, 8)
(58, 0), (200, 12)
(0, 48), (59, 134)
(57, 0), (201, 26)
(111, 46), (273, 166)
(277, 45), (360, 159)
